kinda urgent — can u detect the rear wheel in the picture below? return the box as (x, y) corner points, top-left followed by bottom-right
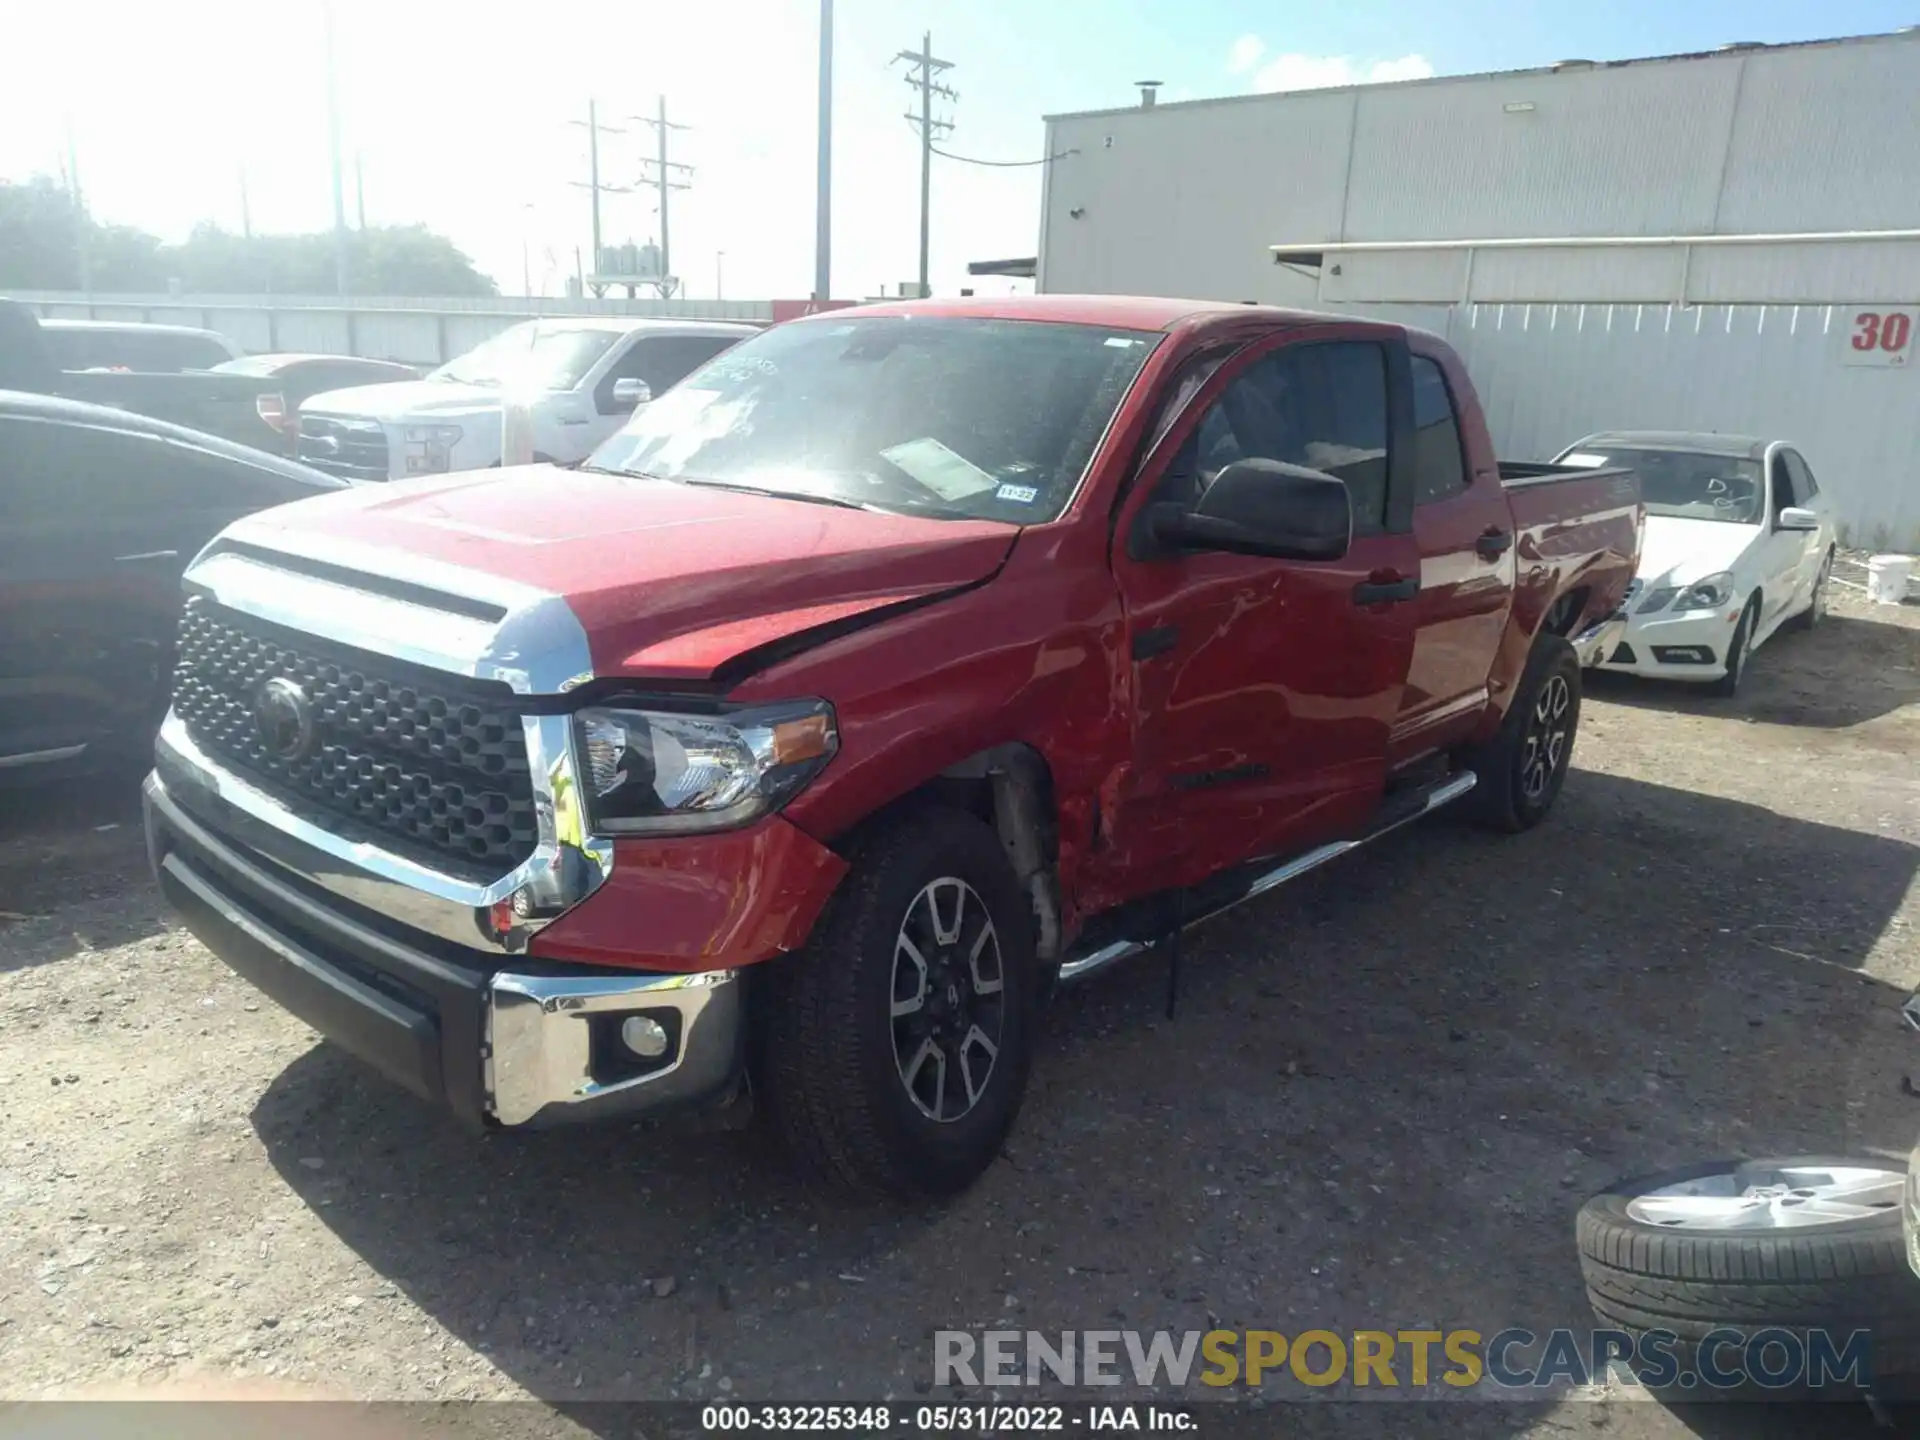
(753, 806), (1039, 1199)
(1789, 550), (1833, 632)
(1463, 634), (1581, 833)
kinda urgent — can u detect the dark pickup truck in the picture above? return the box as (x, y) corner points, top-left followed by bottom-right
(0, 299), (283, 451)
(144, 296), (1641, 1199)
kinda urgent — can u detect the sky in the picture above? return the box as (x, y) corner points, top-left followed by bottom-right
(1, 0), (1915, 303)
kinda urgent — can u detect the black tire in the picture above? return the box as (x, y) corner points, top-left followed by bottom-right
(752, 806), (1039, 1200)
(1788, 550), (1833, 632)
(1709, 596), (1757, 696)
(1462, 634), (1581, 833)
(1576, 1157), (1920, 1397)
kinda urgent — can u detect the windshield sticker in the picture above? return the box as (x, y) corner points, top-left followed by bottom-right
(1104, 336), (1143, 348)
(1562, 452), (1608, 468)
(995, 483), (1040, 504)
(880, 437), (1001, 502)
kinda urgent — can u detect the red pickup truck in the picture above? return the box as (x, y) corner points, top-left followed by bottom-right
(144, 296), (1639, 1198)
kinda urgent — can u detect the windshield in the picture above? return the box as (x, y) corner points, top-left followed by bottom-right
(586, 316), (1159, 523)
(1564, 446), (1764, 523)
(431, 322), (621, 390)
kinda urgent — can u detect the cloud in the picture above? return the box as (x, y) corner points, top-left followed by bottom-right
(1250, 52), (1436, 92)
(1226, 34), (1265, 75)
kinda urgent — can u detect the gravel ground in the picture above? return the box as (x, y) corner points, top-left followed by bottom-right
(2, 590), (1917, 1439)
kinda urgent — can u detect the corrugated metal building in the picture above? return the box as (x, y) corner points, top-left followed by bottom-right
(1038, 29), (1920, 549)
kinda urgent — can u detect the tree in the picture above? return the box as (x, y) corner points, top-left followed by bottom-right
(0, 176), (497, 296)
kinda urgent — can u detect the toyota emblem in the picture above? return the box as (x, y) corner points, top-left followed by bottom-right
(254, 677), (317, 762)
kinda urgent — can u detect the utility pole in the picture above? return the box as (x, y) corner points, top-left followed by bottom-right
(355, 152), (367, 229)
(894, 32), (955, 299)
(239, 167), (253, 238)
(323, 0), (349, 293)
(65, 123), (90, 297)
(635, 97), (692, 296)
(715, 250), (725, 300)
(568, 102), (630, 295)
(814, 0), (833, 301)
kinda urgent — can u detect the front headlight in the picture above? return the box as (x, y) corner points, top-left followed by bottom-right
(403, 423), (464, 473)
(1676, 571), (1735, 611)
(572, 700), (838, 835)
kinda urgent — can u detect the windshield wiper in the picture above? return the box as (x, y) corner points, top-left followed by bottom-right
(676, 478), (888, 513)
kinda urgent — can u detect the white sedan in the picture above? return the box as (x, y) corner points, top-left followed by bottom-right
(1553, 431), (1837, 695)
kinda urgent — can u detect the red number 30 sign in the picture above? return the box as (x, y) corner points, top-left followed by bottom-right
(1845, 309), (1915, 367)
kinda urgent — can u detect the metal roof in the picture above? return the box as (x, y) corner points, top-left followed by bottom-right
(1044, 27), (1920, 123)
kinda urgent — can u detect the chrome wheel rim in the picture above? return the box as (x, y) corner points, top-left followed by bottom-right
(1519, 673), (1573, 804)
(1625, 1162), (1905, 1230)
(890, 877), (1005, 1123)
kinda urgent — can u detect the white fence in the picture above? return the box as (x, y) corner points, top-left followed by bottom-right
(9, 291), (776, 368)
(1352, 300), (1920, 552)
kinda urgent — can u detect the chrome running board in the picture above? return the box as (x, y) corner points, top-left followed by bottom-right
(1056, 770), (1478, 987)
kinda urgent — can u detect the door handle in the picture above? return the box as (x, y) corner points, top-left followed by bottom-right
(1131, 625), (1180, 661)
(1352, 573), (1419, 606)
(1476, 527), (1513, 560)
(113, 549), (181, 564)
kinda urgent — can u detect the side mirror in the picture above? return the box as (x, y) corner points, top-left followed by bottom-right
(611, 377), (652, 410)
(1778, 506), (1820, 532)
(1148, 458), (1352, 562)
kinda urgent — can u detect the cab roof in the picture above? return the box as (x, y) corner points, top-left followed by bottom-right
(813, 293), (1372, 336)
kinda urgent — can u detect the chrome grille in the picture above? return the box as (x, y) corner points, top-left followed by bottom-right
(297, 414), (391, 480)
(170, 596), (538, 875)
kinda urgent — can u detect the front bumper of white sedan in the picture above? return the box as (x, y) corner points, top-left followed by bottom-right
(1596, 595), (1746, 682)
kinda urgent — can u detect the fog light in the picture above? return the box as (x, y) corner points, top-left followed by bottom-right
(620, 1015), (670, 1059)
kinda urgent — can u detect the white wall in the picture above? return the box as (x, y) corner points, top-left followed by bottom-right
(1039, 31), (1920, 305)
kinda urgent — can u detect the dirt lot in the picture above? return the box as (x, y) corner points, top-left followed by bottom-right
(3, 591), (1917, 1438)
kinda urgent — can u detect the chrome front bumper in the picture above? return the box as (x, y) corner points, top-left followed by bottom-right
(489, 968), (742, 1126)
(145, 770), (744, 1130)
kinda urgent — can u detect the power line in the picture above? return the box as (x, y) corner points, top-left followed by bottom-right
(894, 32), (956, 299)
(928, 143), (1078, 168)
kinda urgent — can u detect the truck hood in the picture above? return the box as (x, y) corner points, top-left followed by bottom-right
(302, 378), (520, 423)
(1636, 515), (1761, 586)
(225, 464), (1019, 683)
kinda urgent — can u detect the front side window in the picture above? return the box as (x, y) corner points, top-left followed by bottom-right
(1158, 341), (1389, 533)
(1782, 450), (1819, 506)
(432, 322), (623, 391)
(1562, 446), (1764, 524)
(587, 316), (1159, 524)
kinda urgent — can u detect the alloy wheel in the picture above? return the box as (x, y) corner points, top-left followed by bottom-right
(1624, 1162), (1905, 1231)
(1518, 673), (1573, 804)
(890, 877), (1006, 1123)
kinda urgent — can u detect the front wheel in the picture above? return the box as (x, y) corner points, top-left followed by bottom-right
(1709, 597), (1757, 696)
(1462, 634), (1582, 833)
(753, 806), (1039, 1199)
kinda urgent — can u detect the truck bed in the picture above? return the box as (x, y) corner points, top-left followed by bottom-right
(1501, 460), (1641, 639)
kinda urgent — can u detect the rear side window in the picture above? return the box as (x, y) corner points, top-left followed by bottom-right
(1162, 342), (1390, 534)
(1410, 356), (1467, 504)
(624, 335), (742, 392)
